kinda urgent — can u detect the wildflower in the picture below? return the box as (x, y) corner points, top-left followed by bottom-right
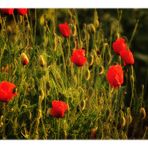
(0, 9), (14, 15)
(21, 53), (29, 65)
(50, 100), (68, 118)
(120, 49), (134, 66)
(106, 64), (124, 88)
(17, 8), (28, 15)
(71, 49), (87, 67)
(112, 38), (127, 54)
(0, 81), (17, 102)
(59, 22), (71, 37)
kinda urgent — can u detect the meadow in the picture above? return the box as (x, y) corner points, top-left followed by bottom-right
(0, 9), (147, 139)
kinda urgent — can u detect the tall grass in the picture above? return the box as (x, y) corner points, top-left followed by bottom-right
(0, 9), (146, 139)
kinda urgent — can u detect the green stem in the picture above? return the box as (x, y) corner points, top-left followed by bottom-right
(2, 103), (6, 139)
(130, 65), (135, 108)
(57, 119), (60, 139)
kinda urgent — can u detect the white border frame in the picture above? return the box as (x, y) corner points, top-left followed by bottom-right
(0, 0), (148, 8)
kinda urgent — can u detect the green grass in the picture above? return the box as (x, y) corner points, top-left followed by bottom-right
(0, 9), (147, 139)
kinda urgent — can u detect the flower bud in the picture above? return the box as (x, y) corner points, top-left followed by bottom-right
(40, 15), (45, 26)
(126, 114), (133, 125)
(0, 122), (3, 127)
(39, 55), (46, 67)
(140, 107), (146, 120)
(21, 53), (29, 65)
(90, 127), (97, 139)
(47, 108), (52, 116)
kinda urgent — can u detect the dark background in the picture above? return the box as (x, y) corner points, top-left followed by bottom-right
(77, 9), (148, 101)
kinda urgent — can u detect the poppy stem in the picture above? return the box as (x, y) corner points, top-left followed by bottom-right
(77, 68), (80, 86)
(34, 9), (37, 45)
(2, 103), (6, 139)
(57, 119), (60, 139)
(12, 14), (17, 27)
(130, 65), (135, 108)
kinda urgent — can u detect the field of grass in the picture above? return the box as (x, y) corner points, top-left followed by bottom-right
(0, 9), (147, 139)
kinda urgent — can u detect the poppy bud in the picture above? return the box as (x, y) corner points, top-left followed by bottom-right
(140, 107), (146, 120)
(39, 15), (45, 26)
(94, 10), (99, 28)
(47, 108), (52, 116)
(126, 115), (133, 125)
(0, 122), (3, 128)
(11, 108), (14, 112)
(90, 127), (97, 139)
(39, 55), (46, 67)
(21, 53), (29, 65)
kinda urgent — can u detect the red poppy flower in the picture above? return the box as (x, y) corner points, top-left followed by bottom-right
(112, 38), (127, 54)
(0, 81), (17, 102)
(71, 49), (87, 67)
(59, 22), (71, 37)
(50, 100), (68, 118)
(0, 9), (14, 15)
(120, 49), (134, 66)
(21, 53), (29, 65)
(106, 64), (124, 88)
(17, 9), (28, 15)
